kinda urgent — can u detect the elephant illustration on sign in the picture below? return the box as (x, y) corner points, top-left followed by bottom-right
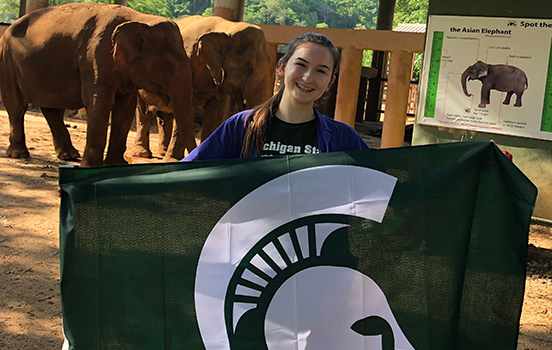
(0, 3), (195, 166)
(133, 15), (273, 160)
(461, 60), (528, 109)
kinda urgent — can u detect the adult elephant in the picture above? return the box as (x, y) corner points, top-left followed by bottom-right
(461, 60), (528, 109)
(0, 3), (195, 167)
(133, 15), (273, 160)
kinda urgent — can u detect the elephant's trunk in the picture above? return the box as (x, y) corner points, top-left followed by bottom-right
(164, 66), (197, 160)
(170, 95), (196, 157)
(461, 69), (473, 97)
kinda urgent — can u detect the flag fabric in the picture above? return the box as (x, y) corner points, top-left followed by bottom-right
(59, 141), (537, 350)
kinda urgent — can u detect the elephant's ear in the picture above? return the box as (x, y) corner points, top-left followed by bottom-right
(112, 21), (148, 72)
(478, 66), (488, 78)
(197, 32), (229, 86)
(475, 61), (488, 78)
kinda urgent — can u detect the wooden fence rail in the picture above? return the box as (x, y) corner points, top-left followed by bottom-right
(258, 24), (425, 148)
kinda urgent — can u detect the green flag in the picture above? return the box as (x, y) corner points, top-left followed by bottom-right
(59, 141), (537, 350)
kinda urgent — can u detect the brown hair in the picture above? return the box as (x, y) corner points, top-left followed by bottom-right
(240, 32), (340, 158)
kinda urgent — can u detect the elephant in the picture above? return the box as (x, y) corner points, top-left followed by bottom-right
(133, 89), (175, 158)
(0, 3), (195, 167)
(132, 15), (273, 160)
(461, 60), (528, 109)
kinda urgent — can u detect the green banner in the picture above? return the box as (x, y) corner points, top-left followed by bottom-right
(59, 141), (537, 350)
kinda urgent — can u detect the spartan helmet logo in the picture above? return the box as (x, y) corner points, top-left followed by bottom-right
(194, 165), (414, 350)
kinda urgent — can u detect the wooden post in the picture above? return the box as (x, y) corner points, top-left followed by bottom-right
(213, 0), (244, 22)
(25, 0), (48, 14)
(380, 49), (413, 148)
(334, 46), (363, 128)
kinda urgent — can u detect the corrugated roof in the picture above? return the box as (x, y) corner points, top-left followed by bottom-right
(393, 23), (427, 33)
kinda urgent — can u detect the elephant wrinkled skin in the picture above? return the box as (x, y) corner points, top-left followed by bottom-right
(461, 60), (528, 109)
(0, 3), (195, 166)
(133, 15), (273, 160)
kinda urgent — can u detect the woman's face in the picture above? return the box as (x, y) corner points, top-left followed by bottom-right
(278, 42), (336, 106)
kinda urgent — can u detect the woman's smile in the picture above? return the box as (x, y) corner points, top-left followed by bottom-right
(296, 82), (315, 92)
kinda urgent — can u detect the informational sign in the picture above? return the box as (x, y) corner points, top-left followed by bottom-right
(417, 15), (552, 140)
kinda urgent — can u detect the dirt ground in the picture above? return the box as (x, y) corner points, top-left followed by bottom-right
(0, 108), (551, 349)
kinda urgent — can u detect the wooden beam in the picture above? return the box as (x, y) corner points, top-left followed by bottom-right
(257, 25), (425, 53)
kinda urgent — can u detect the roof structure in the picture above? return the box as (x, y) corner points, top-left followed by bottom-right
(393, 23), (427, 33)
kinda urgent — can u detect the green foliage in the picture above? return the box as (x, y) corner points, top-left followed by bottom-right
(393, 0), (428, 26)
(411, 53), (423, 82)
(393, 0), (428, 81)
(244, 0), (377, 29)
(46, 0), (211, 19)
(49, 0), (111, 5)
(0, 0), (18, 23)
(3, 0), (428, 32)
(362, 50), (373, 67)
(201, 6), (212, 16)
(128, 0), (172, 17)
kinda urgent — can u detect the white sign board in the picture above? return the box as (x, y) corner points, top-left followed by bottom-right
(417, 15), (552, 140)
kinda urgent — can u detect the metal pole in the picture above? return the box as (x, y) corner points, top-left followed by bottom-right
(19, 0), (26, 17)
(365, 0), (396, 122)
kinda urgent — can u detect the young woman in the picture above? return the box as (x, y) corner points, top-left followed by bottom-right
(182, 32), (369, 161)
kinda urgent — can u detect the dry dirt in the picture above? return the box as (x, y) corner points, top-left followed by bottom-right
(0, 108), (551, 349)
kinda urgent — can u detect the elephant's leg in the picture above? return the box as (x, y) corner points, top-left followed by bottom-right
(40, 108), (80, 160)
(105, 92), (138, 165)
(201, 96), (231, 142)
(163, 120), (185, 162)
(163, 104), (199, 162)
(157, 111), (173, 156)
(503, 91), (514, 105)
(514, 91), (524, 107)
(132, 105), (154, 158)
(4, 87), (30, 158)
(81, 87), (117, 167)
(479, 84), (492, 108)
